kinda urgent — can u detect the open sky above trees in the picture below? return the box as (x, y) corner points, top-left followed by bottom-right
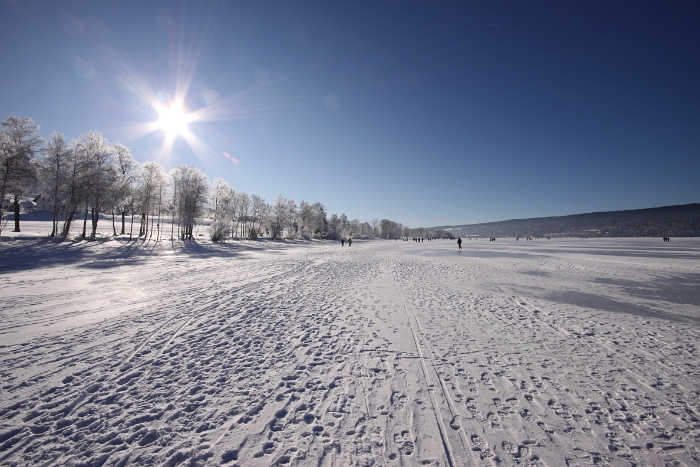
(1, 1), (698, 227)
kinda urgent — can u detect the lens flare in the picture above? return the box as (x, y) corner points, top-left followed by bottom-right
(93, 10), (312, 167)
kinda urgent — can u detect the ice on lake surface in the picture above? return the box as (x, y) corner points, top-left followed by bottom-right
(0, 236), (698, 466)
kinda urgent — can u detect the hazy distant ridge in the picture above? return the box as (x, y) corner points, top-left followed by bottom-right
(432, 203), (700, 238)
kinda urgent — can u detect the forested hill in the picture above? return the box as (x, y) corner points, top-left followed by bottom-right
(433, 203), (700, 238)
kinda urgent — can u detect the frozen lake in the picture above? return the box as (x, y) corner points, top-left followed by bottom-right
(1, 237), (699, 466)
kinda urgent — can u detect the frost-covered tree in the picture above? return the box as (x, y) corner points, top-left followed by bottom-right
(233, 190), (249, 238)
(0, 116), (43, 234)
(286, 198), (298, 239)
(297, 200), (313, 238)
(260, 201), (272, 238)
(171, 165), (208, 239)
(210, 178), (233, 241)
(112, 143), (139, 236)
(380, 219), (403, 239)
(136, 162), (168, 239)
(349, 218), (361, 237)
(3, 117), (392, 241)
(228, 189), (242, 238)
(270, 195), (288, 240)
(59, 140), (85, 240)
(39, 132), (71, 237)
(249, 194), (266, 239)
(311, 202), (328, 238)
(327, 213), (340, 239)
(72, 132), (116, 239)
(339, 213), (349, 238)
(152, 166), (170, 240)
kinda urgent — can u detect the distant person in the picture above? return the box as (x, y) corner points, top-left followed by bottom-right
(341, 238), (344, 246)
(348, 238), (352, 247)
(457, 237), (462, 249)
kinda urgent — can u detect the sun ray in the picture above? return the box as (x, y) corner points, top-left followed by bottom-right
(82, 7), (323, 163)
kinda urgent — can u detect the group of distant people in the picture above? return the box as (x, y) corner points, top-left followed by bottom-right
(341, 235), (675, 248)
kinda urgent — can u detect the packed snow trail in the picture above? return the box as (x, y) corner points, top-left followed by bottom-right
(0, 238), (699, 466)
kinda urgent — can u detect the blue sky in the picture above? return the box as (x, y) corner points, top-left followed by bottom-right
(1, 1), (698, 228)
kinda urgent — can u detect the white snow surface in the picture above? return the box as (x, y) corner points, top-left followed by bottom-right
(1, 236), (699, 466)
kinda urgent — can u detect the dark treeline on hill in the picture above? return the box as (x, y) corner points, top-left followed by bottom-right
(433, 204), (700, 238)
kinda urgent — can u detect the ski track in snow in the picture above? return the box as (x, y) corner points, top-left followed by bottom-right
(0, 238), (699, 466)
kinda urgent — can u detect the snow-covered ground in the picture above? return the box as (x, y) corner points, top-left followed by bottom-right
(1, 236), (699, 466)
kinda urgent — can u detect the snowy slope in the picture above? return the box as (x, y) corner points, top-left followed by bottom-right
(1, 237), (699, 466)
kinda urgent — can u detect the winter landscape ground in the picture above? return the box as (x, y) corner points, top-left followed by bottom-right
(1, 234), (699, 467)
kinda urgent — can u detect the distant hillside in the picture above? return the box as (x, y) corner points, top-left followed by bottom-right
(432, 203), (700, 238)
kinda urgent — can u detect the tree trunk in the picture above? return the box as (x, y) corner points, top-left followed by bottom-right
(121, 210), (126, 235)
(156, 188), (163, 241)
(13, 195), (20, 232)
(52, 187), (60, 238)
(61, 210), (76, 240)
(112, 209), (117, 236)
(149, 207), (155, 239)
(91, 207), (100, 239)
(129, 202), (134, 241)
(82, 203), (88, 239)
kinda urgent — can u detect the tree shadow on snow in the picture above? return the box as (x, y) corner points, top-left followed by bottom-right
(0, 237), (300, 274)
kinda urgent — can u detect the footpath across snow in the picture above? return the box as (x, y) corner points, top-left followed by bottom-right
(0, 237), (699, 466)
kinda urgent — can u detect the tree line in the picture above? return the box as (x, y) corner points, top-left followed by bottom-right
(1, 115), (422, 241)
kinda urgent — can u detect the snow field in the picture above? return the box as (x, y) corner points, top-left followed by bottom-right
(0, 237), (699, 466)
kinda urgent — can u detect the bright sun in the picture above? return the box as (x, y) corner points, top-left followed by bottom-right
(157, 103), (189, 136)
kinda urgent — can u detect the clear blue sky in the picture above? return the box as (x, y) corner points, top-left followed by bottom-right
(1, 1), (698, 228)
